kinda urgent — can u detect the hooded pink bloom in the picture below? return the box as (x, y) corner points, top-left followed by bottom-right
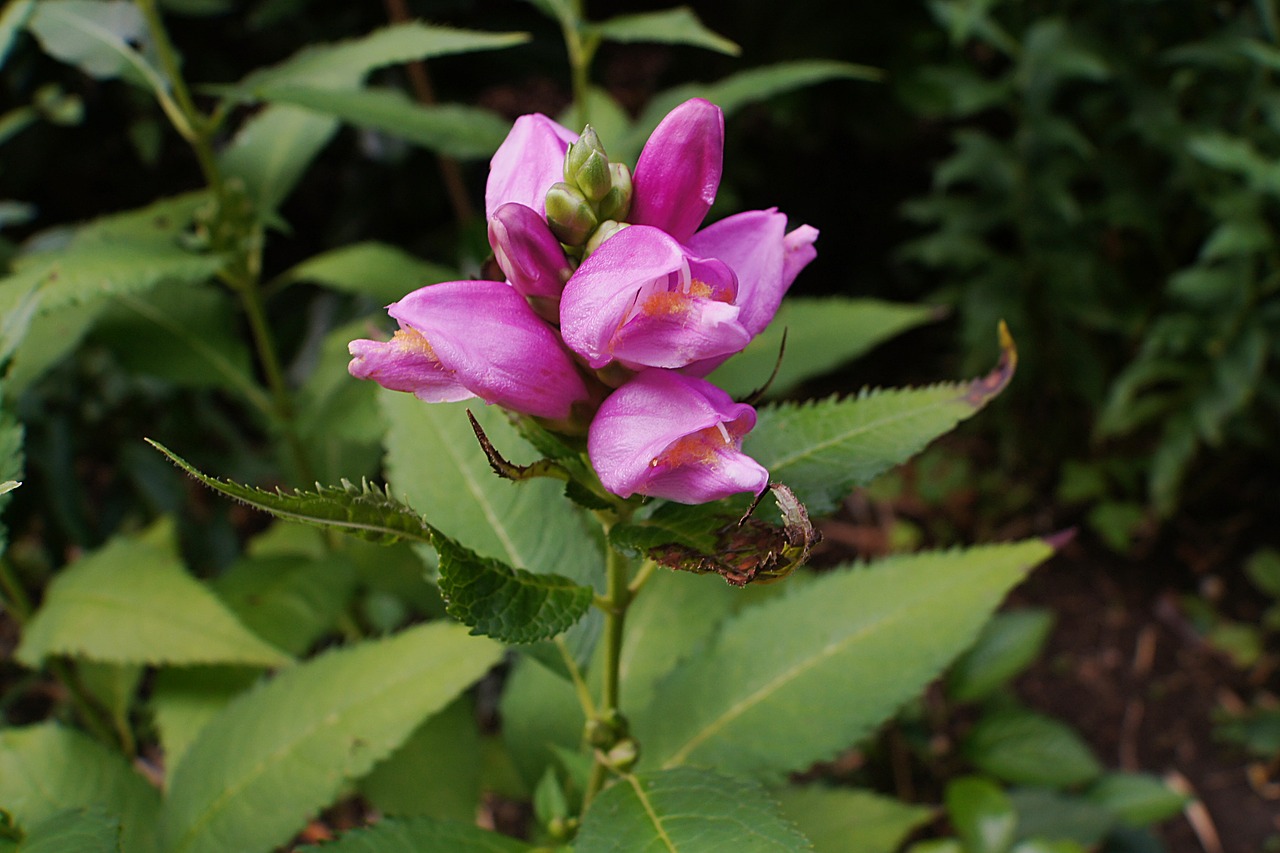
(348, 280), (590, 420)
(484, 114), (578, 219)
(488, 202), (573, 304)
(588, 369), (768, 503)
(559, 225), (752, 371)
(628, 98), (724, 243)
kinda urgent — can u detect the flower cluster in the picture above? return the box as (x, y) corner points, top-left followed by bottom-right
(349, 99), (816, 504)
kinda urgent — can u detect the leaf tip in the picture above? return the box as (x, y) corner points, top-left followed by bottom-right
(962, 320), (1017, 407)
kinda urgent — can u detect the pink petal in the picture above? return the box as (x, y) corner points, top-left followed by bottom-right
(485, 114), (578, 219)
(488, 202), (573, 302)
(383, 280), (590, 420)
(588, 369), (767, 503)
(560, 226), (750, 370)
(628, 98), (724, 243)
(686, 208), (787, 337)
(348, 334), (475, 403)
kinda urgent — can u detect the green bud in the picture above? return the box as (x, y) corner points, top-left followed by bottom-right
(545, 181), (599, 247)
(576, 150), (613, 202)
(584, 220), (629, 258)
(564, 125), (605, 181)
(605, 738), (640, 772)
(597, 162), (633, 222)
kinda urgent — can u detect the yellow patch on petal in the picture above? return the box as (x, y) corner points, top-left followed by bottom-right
(650, 421), (734, 468)
(392, 327), (439, 361)
(640, 291), (692, 318)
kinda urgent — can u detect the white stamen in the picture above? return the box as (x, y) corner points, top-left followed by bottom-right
(715, 421), (731, 444)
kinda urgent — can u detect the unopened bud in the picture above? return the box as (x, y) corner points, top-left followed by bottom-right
(565, 125), (605, 179)
(606, 738), (639, 771)
(597, 162), (633, 222)
(545, 181), (599, 247)
(584, 220), (629, 258)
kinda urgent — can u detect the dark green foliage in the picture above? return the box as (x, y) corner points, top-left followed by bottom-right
(900, 0), (1280, 526)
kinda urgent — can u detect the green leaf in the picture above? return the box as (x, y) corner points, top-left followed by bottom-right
(227, 22), (528, 94)
(1245, 548), (1280, 597)
(150, 666), (263, 770)
(250, 86), (510, 160)
(499, 656), (585, 787)
(622, 61), (881, 161)
(747, 326), (1017, 515)
(0, 723), (159, 853)
(359, 699), (482, 823)
(946, 609), (1055, 703)
(945, 777), (1016, 853)
(614, 568), (738, 712)
(433, 533), (594, 644)
(26, 0), (165, 92)
(219, 105), (340, 219)
(1085, 773), (1187, 826)
(963, 709), (1103, 788)
(149, 440), (435, 544)
(575, 768), (813, 852)
(16, 526), (291, 669)
(151, 441), (593, 643)
(306, 816), (532, 852)
(709, 298), (938, 399)
(0, 0), (35, 71)
(591, 7), (739, 56)
(90, 281), (258, 393)
(775, 786), (934, 853)
(279, 241), (456, 304)
(213, 552), (358, 656)
(634, 539), (1054, 777)
(380, 394), (601, 587)
(1006, 788), (1113, 846)
(160, 621), (503, 853)
(16, 808), (119, 853)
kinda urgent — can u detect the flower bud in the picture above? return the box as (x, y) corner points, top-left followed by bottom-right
(583, 220), (628, 258)
(545, 181), (599, 247)
(565, 126), (613, 203)
(597, 162), (633, 222)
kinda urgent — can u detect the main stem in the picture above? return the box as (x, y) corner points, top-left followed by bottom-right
(583, 520), (634, 807)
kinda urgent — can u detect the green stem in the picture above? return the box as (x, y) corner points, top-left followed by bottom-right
(583, 514), (634, 807)
(555, 636), (597, 720)
(0, 559), (32, 625)
(561, 0), (595, 130)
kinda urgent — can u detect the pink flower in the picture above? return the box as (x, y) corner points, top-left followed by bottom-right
(559, 225), (752, 371)
(348, 280), (590, 421)
(484, 114), (578, 219)
(588, 369), (768, 503)
(488, 202), (573, 308)
(628, 98), (724, 243)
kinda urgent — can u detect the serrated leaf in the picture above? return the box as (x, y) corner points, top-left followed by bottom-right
(150, 666), (263, 771)
(151, 442), (593, 643)
(149, 440), (434, 544)
(26, 0), (165, 92)
(575, 767), (813, 852)
(251, 86), (510, 160)
(433, 533), (593, 643)
(213, 552), (358, 656)
(16, 808), (119, 853)
(1085, 773), (1187, 826)
(963, 709), (1102, 788)
(776, 786), (934, 853)
(591, 7), (739, 56)
(306, 816), (532, 852)
(359, 698), (482, 823)
(633, 540), (1053, 777)
(380, 394), (601, 587)
(947, 609), (1055, 703)
(709, 298), (938, 399)
(0, 723), (159, 853)
(278, 240), (456, 305)
(16, 528), (291, 669)
(746, 324), (1016, 515)
(160, 621), (503, 853)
